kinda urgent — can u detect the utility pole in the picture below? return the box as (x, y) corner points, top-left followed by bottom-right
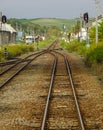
(0, 12), (2, 29)
(16, 22), (19, 31)
(0, 11), (2, 48)
(94, 0), (103, 44)
(80, 13), (83, 42)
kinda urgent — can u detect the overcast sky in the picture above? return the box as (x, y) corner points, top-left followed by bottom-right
(0, 0), (103, 19)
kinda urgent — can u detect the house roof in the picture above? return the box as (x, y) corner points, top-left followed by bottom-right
(1, 22), (16, 33)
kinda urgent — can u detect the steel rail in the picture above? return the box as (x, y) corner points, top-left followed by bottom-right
(0, 39), (57, 75)
(0, 50), (45, 75)
(41, 53), (58, 130)
(0, 60), (23, 75)
(65, 58), (85, 130)
(0, 50), (47, 89)
(47, 39), (59, 50)
(0, 40), (59, 89)
(50, 50), (85, 130)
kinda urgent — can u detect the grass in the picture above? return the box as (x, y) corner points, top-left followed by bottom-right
(85, 43), (103, 66)
(19, 18), (76, 30)
(0, 43), (35, 62)
(0, 38), (54, 62)
(60, 40), (103, 67)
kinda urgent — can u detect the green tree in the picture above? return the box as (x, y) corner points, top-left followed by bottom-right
(98, 20), (103, 40)
(89, 26), (95, 39)
(89, 20), (103, 41)
(47, 26), (61, 37)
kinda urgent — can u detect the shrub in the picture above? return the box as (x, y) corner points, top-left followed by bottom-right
(85, 45), (103, 66)
(60, 39), (103, 67)
(0, 39), (53, 62)
(61, 40), (87, 55)
(0, 44), (35, 61)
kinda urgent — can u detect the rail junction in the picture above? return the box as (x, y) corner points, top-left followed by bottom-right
(0, 40), (103, 130)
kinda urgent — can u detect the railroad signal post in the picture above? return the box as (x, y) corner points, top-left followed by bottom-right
(83, 12), (90, 47)
(2, 15), (7, 23)
(0, 12), (2, 48)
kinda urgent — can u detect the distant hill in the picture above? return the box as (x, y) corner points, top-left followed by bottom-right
(8, 17), (94, 33)
(18, 18), (76, 30)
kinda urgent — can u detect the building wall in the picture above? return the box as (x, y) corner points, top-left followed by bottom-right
(0, 31), (16, 45)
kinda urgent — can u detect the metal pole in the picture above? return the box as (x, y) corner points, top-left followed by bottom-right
(95, 0), (98, 44)
(95, 15), (98, 44)
(0, 12), (2, 28)
(85, 22), (90, 47)
(94, 0), (102, 44)
(80, 14), (82, 42)
(0, 11), (2, 47)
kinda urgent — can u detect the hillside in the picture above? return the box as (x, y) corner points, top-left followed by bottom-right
(18, 18), (76, 30)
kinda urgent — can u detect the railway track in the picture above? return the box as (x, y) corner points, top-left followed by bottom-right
(40, 50), (85, 130)
(0, 39), (60, 89)
(0, 40), (102, 130)
(0, 50), (47, 89)
(0, 41), (85, 129)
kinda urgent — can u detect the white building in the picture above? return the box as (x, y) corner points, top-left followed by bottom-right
(79, 28), (87, 40)
(0, 22), (17, 45)
(75, 28), (87, 41)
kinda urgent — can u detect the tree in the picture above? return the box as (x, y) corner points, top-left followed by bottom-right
(89, 26), (95, 39)
(98, 20), (103, 40)
(89, 20), (103, 41)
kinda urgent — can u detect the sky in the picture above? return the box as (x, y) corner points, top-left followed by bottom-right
(0, 0), (103, 19)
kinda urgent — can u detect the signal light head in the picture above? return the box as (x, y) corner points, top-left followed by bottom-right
(2, 15), (7, 23)
(83, 13), (88, 23)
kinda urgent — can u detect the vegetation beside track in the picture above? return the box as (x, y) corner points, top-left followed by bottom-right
(8, 18), (76, 32)
(0, 38), (54, 62)
(61, 40), (103, 82)
(61, 40), (103, 66)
